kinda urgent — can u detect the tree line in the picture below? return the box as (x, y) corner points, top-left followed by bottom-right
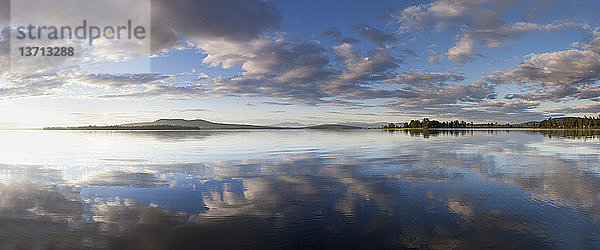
(382, 116), (600, 129)
(534, 116), (600, 129)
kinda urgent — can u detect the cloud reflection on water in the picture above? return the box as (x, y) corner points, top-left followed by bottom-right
(0, 130), (598, 248)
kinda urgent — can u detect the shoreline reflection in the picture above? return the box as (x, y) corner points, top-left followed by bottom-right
(0, 130), (598, 248)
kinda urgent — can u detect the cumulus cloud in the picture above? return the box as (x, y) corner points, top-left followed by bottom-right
(575, 27), (600, 53)
(98, 84), (207, 99)
(150, 0), (281, 52)
(447, 35), (474, 62)
(332, 43), (360, 64)
(505, 49), (600, 87)
(0, 0), (281, 99)
(469, 100), (541, 114)
(202, 38), (332, 103)
(458, 47), (600, 115)
(393, 0), (589, 61)
(382, 81), (496, 113)
(65, 73), (209, 100)
(394, 0), (479, 33)
(326, 48), (400, 99)
(1, 0), (596, 122)
(79, 170), (166, 188)
(0, 73), (66, 99)
(201, 38), (404, 103)
(3, 72), (207, 100)
(67, 73), (172, 89)
(550, 102), (600, 114)
(393, 0), (580, 36)
(390, 71), (465, 89)
(0, 0), (507, 111)
(471, 22), (584, 46)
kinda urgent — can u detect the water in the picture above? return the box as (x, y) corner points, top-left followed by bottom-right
(0, 129), (599, 249)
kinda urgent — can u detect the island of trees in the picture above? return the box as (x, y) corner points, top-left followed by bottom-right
(381, 116), (600, 129)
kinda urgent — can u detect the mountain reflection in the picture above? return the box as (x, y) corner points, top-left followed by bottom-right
(0, 130), (599, 248)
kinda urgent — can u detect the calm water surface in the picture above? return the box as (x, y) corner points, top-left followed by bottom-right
(0, 129), (599, 249)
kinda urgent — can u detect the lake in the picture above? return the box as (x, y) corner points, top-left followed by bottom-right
(0, 129), (599, 249)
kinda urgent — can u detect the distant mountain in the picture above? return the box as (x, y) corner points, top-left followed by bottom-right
(518, 121), (541, 126)
(121, 119), (276, 129)
(271, 121), (391, 129)
(548, 117), (578, 121)
(44, 119), (365, 130)
(304, 124), (362, 129)
(44, 119), (279, 130)
(270, 122), (308, 128)
(339, 122), (402, 129)
(517, 117), (577, 126)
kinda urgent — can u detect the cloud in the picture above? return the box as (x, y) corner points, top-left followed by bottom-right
(391, 71), (465, 89)
(503, 86), (595, 102)
(0, 73), (66, 99)
(0, 25), (8, 70)
(455, 47), (600, 113)
(258, 101), (293, 106)
(447, 35), (474, 62)
(202, 38), (332, 103)
(332, 43), (360, 64)
(401, 49), (418, 57)
(439, 82), (495, 102)
(0, 134), (597, 248)
(1, 0), (281, 71)
(469, 100), (541, 113)
(98, 84), (207, 99)
(0, 0), (498, 111)
(549, 102), (600, 114)
(0, 0), (278, 100)
(575, 27), (600, 53)
(69, 73), (209, 100)
(428, 55), (443, 64)
(1, 0), (596, 122)
(378, 78), (518, 121)
(171, 108), (209, 112)
(393, 0), (577, 36)
(394, 0), (478, 33)
(322, 27), (360, 44)
(326, 49), (401, 100)
(201, 38), (331, 78)
(67, 73), (172, 89)
(0, 71), (208, 100)
(471, 22), (585, 46)
(79, 170), (166, 188)
(150, 0), (281, 52)
(382, 82), (495, 109)
(393, 0), (589, 61)
(202, 38), (402, 103)
(351, 24), (397, 45)
(501, 49), (600, 87)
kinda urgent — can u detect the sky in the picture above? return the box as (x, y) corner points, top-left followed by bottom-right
(1, 0), (600, 128)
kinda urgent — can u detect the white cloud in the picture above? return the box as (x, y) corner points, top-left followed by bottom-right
(394, 0), (590, 63)
(504, 49), (600, 87)
(447, 35), (474, 62)
(390, 71), (465, 89)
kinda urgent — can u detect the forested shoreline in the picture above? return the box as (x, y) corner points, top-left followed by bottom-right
(381, 116), (600, 129)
